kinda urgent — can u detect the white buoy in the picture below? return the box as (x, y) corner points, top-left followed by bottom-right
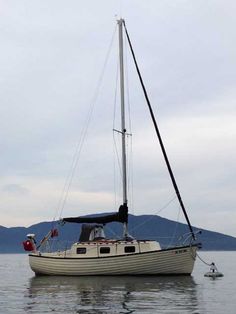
(204, 262), (224, 278)
(204, 271), (224, 278)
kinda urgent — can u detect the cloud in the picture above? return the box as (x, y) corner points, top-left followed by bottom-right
(1, 184), (29, 195)
(0, 0), (235, 238)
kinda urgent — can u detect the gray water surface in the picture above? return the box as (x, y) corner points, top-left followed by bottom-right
(0, 252), (235, 313)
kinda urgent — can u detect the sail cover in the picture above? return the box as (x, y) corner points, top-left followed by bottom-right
(63, 204), (128, 224)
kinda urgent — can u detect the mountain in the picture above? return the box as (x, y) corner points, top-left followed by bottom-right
(1, 214), (236, 253)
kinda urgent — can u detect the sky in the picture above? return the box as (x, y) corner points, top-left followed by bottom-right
(0, 0), (236, 237)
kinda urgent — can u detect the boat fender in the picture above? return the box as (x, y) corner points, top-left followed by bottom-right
(22, 240), (35, 251)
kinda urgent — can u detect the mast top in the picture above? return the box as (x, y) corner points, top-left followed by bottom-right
(117, 17), (125, 23)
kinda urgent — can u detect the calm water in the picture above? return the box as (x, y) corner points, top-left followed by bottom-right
(0, 252), (235, 313)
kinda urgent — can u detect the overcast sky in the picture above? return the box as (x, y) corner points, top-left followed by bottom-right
(1, 0), (236, 238)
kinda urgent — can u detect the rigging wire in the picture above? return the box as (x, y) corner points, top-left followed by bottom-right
(127, 135), (134, 214)
(112, 59), (123, 187)
(52, 24), (118, 222)
(124, 32), (134, 215)
(112, 57), (120, 210)
(166, 205), (181, 248)
(123, 20), (195, 240)
(106, 224), (120, 238)
(113, 132), (123, 182)
(130, 195), (177, 233)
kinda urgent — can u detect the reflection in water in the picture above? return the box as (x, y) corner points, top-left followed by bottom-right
(25, 275), (199, 313)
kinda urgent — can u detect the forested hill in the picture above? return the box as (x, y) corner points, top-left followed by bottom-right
(1, 214), (236, 253)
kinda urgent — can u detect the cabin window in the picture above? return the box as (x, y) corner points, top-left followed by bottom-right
(100, 247), (110, 254)
(124, 246), (135, 253)
(77, 247), (87, 254)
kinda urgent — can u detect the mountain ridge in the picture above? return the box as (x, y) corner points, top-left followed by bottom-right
(1, 213), (236, 253)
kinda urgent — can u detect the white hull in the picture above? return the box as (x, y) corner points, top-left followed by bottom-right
(29, 245), (197, 276)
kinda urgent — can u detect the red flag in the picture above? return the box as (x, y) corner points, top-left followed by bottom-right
(51, 229), (59, 238)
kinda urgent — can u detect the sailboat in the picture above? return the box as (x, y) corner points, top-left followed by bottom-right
(26, 19), (200, 276)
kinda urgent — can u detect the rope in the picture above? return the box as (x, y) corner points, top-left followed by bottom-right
(196, 252), (212, 266)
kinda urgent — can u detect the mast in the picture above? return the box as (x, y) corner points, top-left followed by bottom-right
(118, 18), (128, 238)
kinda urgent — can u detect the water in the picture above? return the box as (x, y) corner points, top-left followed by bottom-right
(0, 252), (235, 313)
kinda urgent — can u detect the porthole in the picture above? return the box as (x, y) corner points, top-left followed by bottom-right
(77, 247), (86, 254)
(100, 247), (110, 254)
(124, 246), (135, 253)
